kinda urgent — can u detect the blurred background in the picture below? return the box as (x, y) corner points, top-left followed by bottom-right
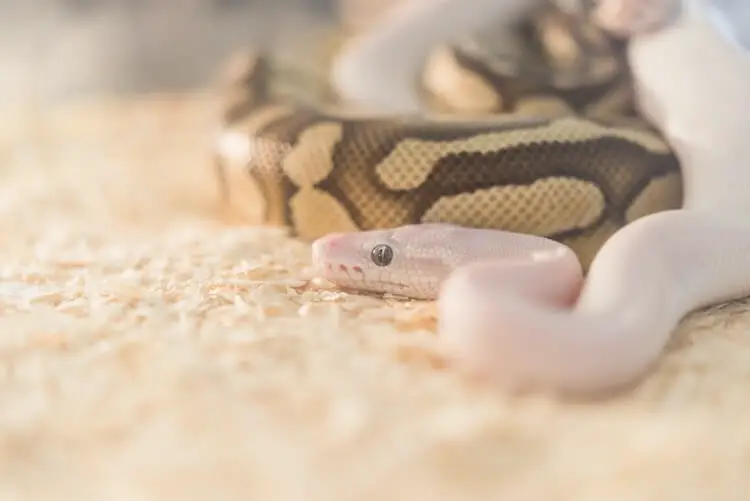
(0, 0), (385, 113)
(0, 0), (406, 226)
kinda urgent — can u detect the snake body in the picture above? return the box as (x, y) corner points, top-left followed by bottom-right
(216, 0), (750, 394)
(215, 0), (682, 269)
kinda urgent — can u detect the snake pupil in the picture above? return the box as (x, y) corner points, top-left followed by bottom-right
(371, 244), (394, 267)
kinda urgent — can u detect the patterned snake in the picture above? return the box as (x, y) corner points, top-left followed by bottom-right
(214, 0), (750, 394)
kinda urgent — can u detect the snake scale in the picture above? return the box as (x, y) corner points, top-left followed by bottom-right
(214, 0), (683, 270)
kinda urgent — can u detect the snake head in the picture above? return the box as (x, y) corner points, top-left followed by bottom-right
(310, 224), (461, 299)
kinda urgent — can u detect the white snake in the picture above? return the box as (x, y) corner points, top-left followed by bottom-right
(310, 0), (750, 394)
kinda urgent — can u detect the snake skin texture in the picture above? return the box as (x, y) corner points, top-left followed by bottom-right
(213, 1), (683, 268)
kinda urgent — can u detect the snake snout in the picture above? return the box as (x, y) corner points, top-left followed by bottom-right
(311, 233), (347, 268)
(311, 233), (367, 284)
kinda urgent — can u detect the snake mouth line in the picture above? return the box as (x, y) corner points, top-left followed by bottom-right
(319, 263), (411, 295)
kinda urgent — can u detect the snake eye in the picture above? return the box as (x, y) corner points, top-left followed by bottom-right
(370, 244), (394, 267)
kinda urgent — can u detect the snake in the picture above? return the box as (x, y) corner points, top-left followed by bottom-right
(214, 0), (750, 394)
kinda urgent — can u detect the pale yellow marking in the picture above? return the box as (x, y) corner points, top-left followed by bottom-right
(625, 171), (683, 222)
(376, 117), (670, 190)
(537, 12), (583, 67)
(282, 122), (343, 187)
(290, 187), (359, 240)
(317, 155), (416, 230)
(421, 177), (605, 236)
(422, 46), (501, 114)
(514, 96), (575, 117)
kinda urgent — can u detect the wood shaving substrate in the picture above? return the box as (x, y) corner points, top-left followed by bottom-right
(0, 94), (748, 501)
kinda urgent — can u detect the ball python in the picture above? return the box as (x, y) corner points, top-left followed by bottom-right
(215, 0), (681, 270)
(215, 0), (750, 394)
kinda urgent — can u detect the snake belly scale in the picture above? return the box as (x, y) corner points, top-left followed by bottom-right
(214, 3), (683, 270)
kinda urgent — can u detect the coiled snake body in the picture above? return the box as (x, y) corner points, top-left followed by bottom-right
(215, 0), (750, 394)
(215, 0), (682, 269)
